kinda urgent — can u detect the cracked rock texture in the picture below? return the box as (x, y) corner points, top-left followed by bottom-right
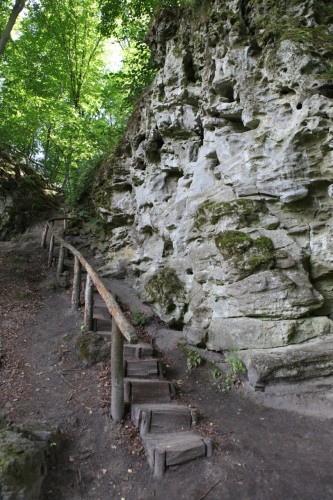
(94, 0), (333, 356)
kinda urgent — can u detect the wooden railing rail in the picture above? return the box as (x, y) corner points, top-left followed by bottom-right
(42, 217), (138, 422)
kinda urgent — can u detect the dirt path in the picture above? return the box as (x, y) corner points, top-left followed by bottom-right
(1, 225), (333, 499)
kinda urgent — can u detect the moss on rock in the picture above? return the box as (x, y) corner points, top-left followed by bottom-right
(0, 420), (62, 500)
(215, 230), (275, 276)
(75, 331), (110, 366)
(195, 198), (267, 229)
(145, 268), (185, 309)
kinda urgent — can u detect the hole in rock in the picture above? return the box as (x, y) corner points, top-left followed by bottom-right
(280, 87), (296, 96)
(183, 52), (197, 83)
(296, 102), (303, 110)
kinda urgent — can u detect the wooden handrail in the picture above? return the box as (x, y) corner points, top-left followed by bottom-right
(43, 217), (138, 422)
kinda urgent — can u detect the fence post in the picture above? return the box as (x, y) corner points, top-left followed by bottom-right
(111, 318), (124, 422)
(84, 274), (94, 330)
(41, 224), (48, 249)
(72, 256), (81, 310)
(56, 244), (65, 280)
(48, 234), (55, 268)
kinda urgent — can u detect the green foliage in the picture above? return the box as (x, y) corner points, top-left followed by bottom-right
(131, 310), (148, 327)
(210, 354), (246, 392)
(179, 344), (203, 370)
(225, 354), (246, 378)
(210, 364), (222, 379)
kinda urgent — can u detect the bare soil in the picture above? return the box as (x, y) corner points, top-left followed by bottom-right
(1, 225), (333, 499)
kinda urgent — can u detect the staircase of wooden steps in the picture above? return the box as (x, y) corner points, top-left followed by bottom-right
(93, 300), (212, 478)
(43, 220), (212, 479)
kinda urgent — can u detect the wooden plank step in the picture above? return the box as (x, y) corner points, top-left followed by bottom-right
(131, 403), (197, 435)
(124, 343), (154, 359)
(93, 336), (153, 359)
(93, 306), (111, 321)
(143, 432), (212, 478)
(94, 318), (112, 331)
(124, 379), (176, 404)
(124, 359), (161, 379)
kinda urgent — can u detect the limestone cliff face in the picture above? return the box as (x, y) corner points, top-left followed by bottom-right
(94, 0), (333, 352)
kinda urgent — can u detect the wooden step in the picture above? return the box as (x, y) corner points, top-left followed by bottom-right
(124, 379), (176, 404)
(94, 318), (112, 331)
(124, 343), (154, 359)
(93, 306), (111, 321)
(124, 359), (162, 379)
(131, 403), (197, 435)
(143, 432), (212, 478)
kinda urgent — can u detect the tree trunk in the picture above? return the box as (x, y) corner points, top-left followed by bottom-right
(0, 0), (27, 58)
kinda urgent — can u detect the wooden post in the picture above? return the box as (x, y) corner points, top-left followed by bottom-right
(48, 234), (54, 268)
(84, 274), (94, 330)
(72, 256), (81, 309)
(63, 218), (67, 230)
(41, 224), (48, 249)
(56, 244), (65, 280)
(111, 318), (124, 422)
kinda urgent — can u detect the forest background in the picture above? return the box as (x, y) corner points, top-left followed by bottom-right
(0, 0), (184, 207)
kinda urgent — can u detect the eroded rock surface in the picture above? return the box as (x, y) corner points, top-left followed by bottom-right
(93, 0), (333, 379)
(0, 418), (63, 500)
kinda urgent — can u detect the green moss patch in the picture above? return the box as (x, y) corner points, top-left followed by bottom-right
(75, 331), (110, 366)
(195, 199), (266, 229)
(0, 420), (62, 499)
(145, 268), (185, 309)
(215, 230), (275, 276)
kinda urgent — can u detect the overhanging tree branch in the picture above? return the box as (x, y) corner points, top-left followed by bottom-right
(0, 0), (27, 57)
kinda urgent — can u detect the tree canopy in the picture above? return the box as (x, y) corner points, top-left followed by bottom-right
(0, 0), (181, 206)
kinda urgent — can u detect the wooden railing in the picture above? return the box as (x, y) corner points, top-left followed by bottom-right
(41, 217), (138, 422)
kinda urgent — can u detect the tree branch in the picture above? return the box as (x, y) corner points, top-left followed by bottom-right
(0, 0), (27, 57)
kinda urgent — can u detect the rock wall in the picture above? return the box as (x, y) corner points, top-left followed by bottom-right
(0, 153), (58, 240)
(94, 0), (333, 353)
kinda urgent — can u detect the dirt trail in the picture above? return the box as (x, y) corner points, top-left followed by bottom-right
(1, 225), (333, 499)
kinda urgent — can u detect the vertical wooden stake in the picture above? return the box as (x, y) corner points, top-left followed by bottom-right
(111, 318), (124, 422)
(56, 245), (65, 280)
(48, 235), (54, 268)
(84, 274), (94, 330)
(63, 218), (67, 230)
(41, 224), (48, 248)
(72, 256), (81, 310)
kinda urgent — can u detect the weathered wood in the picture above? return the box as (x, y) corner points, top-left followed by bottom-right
(154, 449), (166, 478)
(71, 256), (81, 310)
(111, 318), (124, 422)
(143, 432), (209, 477)
(41, 224), (48, 249)
(124, 359), (160, 379)
(45, 220), (137, 344)
(84, 274), (94, 330)
(140, 410), (151, 436)
(124, 343), (154, 359)
(124, 379), (175, 404)
(48, 234), (55, 268)
(56, 244), (65, 280)
(93, 306), (111, 321)
(131, 403), (196, 434)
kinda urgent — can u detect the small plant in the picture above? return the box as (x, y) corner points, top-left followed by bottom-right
(178, 344), (204, 370)
(131, 310), (148, 327)
(210, 365), (222, 379)
(209, 353), (246, 392)
(225, 354), (246, 378)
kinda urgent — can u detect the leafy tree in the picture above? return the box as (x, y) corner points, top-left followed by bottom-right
(0, 0), (184, 206)
(0, 0), (26, 57)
